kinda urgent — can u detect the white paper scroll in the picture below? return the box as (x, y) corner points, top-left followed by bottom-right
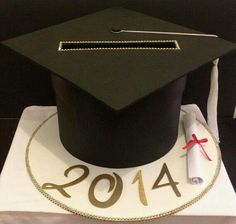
(183, 112), (204, 184)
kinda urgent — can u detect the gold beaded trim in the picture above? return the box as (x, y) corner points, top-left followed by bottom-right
(25, 111), (221, 222)
(58, 40), (180, 51)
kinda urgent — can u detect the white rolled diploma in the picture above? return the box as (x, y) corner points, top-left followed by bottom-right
(183, 112), (204, 184)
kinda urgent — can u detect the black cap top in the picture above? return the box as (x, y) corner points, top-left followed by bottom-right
(2, 7), (236, 111)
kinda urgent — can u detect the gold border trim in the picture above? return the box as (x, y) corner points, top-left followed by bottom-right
(58, 40), (180, 51)
(25, 111), (221, 222)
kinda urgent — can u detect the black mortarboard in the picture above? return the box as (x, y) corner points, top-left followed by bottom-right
(2, 7), (235, 168)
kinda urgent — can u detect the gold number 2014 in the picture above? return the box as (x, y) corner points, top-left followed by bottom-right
(42, 163), (181, 208)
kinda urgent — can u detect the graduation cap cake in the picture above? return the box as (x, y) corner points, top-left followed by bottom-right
(2, 7), (236, 221)
(2, 7), (235, 168)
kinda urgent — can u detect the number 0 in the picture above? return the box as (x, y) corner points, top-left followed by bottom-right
(88, 173), (123, 208)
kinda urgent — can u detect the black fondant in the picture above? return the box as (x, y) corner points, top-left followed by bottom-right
(52, 75), (186, 168)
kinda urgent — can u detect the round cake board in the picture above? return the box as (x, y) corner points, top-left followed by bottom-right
(25, 111), (221, 221)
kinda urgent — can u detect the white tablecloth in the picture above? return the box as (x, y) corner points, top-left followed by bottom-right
(0, 106), (235, 224)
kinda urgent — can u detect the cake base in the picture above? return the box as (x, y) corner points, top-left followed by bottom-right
(25, 110), (221, 221)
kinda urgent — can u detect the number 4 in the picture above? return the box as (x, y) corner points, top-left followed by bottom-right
(152, 163), (181, 197)
(132, 163), (181, 206)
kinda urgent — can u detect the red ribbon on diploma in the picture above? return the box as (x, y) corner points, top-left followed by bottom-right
(182, 134), (212, 161)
